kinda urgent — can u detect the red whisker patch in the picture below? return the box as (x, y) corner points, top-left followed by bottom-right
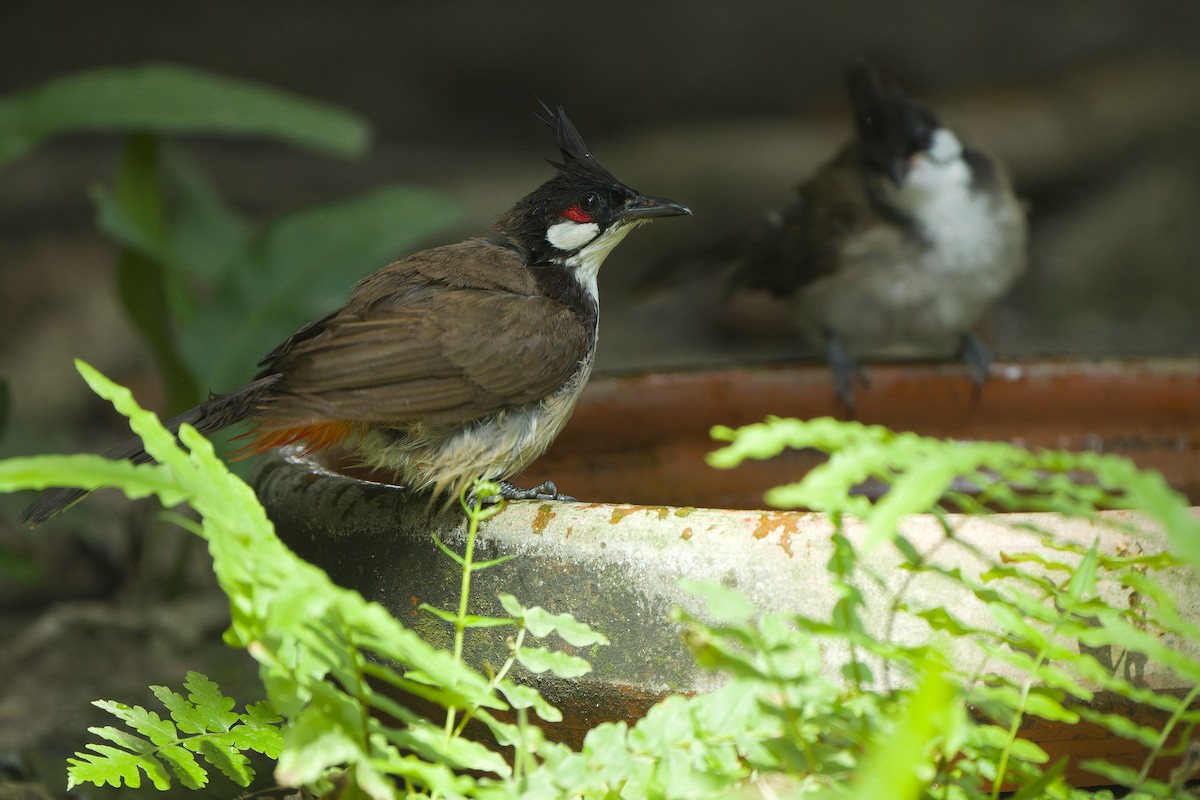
(561, 205), (593, 223)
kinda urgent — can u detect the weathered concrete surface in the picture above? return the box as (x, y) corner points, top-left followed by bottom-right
(255, 446), (1200, 765)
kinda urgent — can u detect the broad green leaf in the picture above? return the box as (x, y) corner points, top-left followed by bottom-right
(160, 147), (252, 287)
(0, 62), (369, 167)
(104, 135), (201, 412)
(181, 184), (463, 389)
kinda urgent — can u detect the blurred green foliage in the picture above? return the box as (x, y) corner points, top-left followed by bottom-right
(3, 369), (1199, 797)
(0, 63), (464, 413)
(0, 62), (368, 166)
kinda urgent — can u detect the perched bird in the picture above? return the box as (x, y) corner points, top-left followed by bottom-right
(20, 105), (691, 526)
(638, 63), (1027, 407)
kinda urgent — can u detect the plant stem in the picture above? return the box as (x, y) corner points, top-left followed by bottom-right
(454, 625), (526, 739)
(1137, 682), (1200, 785)
(444, 493), (484, 739)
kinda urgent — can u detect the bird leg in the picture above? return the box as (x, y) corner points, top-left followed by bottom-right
(958, 332), (992, 394)
(824, 335), (868, 415)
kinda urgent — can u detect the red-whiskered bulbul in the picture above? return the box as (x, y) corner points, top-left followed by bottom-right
(638, 63), (1027, 408)
(20, 105), (691, 526)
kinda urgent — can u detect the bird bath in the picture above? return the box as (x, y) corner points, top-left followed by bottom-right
(254, 358), (1200, 786)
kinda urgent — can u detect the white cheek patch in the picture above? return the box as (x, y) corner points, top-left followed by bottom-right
(902, 128), (969, 198)
(926, 128), (963, 163)
(546, 220), (600, 252)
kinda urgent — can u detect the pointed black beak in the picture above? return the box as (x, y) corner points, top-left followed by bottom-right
(621, 195), (692, 221)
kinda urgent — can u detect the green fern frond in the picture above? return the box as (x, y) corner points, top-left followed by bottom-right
(67, 671), (281, 791)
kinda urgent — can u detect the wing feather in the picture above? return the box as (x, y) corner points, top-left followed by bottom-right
(255, 242), (592, 427)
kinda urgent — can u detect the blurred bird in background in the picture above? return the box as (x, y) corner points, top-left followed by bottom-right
(636, 62), (1028, 409)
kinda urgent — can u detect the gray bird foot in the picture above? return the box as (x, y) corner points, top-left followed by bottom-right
(825, 337), (869, 415)
(494, 480), (577, 503)
(959, 333), (992, 397)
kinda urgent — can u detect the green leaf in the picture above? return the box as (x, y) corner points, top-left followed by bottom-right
(498, 593), (609, 646)
(418, 603), (512, 628)
(498, 679), (564, 723)
(193, 739), (253, 787)
(159, 147), (252, 287)
(390, 724), (511, 777)
(67, 744), (171, 790)
(1065, 540), (1100, 605)
(0, 377), (8, 440)
(93, 701), (177, 746)
(275, 705), (364, 787)
(1076, 708), (1161, 747)
(158, 745), (207, 790)
(679, 579), (759, 624)
(0, 62), (369, 167)
(87, 725), (155, 754)
(182, 184), (463, 389)
(1007, 758), (1068, 800)
(103, 134), (201, 412)
(150, 685), (207, 735)
(516, 646), (593, 678)
(183, 671), (240, 731)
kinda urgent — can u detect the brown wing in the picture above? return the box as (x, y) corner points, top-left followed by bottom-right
(256, 240), (593, 427)
(728, 142), (905, 296)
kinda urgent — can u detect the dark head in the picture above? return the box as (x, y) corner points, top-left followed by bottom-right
(497, 104), (690, 287)
(846, 62), (941, 187)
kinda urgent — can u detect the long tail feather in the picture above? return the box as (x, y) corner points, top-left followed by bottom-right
(17, 377), (275, 527)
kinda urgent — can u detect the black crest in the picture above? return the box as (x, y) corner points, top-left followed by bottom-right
(537, 101), (620, 185)
(846, 62), (939, 174)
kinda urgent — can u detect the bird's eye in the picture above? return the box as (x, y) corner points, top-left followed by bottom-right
(561, 192), (601, 224)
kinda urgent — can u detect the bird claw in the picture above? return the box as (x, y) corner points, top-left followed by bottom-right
(485, 480), (577, 504)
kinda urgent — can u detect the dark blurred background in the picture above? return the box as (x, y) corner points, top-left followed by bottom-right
(3, 2), (1200, 447)
(0, 2), (1198, 792)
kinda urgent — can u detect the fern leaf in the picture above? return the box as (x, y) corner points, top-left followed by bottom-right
(92, 700), (177, 745)
(227, 721), (285, 759)
(86, 725), (154, 754)
(193, 738), (254, 786)
(159, 744), (208, 789)
(150, 685), (208, 735)
(67, 743), (170, 790)
(186, 671), (240, 730)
